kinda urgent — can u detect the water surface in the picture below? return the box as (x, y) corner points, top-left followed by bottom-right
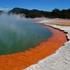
(0, 14), (52, 55)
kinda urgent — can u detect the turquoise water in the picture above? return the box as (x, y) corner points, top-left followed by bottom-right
(0, 15), (52, 55)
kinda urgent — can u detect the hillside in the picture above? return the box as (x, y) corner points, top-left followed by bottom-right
(8, 7), (70, 19)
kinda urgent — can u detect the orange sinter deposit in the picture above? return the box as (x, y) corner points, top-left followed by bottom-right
(0, 24), (67, 70)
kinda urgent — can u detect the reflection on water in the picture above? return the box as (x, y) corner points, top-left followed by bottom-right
(0, 14), (52, 55)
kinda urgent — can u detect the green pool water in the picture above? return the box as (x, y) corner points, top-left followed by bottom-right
(0, 16), (52, 55)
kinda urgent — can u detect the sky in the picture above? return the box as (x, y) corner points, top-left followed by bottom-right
(0, 0), (70, 11)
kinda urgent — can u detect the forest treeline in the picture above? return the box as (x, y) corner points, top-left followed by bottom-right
(1, 7), (70, 19)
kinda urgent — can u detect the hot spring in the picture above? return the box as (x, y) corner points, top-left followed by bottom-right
(0, 14), (52, 55)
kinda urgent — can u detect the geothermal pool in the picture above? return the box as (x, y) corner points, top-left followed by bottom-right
(0, 15), (52, 55)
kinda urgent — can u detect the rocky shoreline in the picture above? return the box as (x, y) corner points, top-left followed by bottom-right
(25, 24), (70, 70)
